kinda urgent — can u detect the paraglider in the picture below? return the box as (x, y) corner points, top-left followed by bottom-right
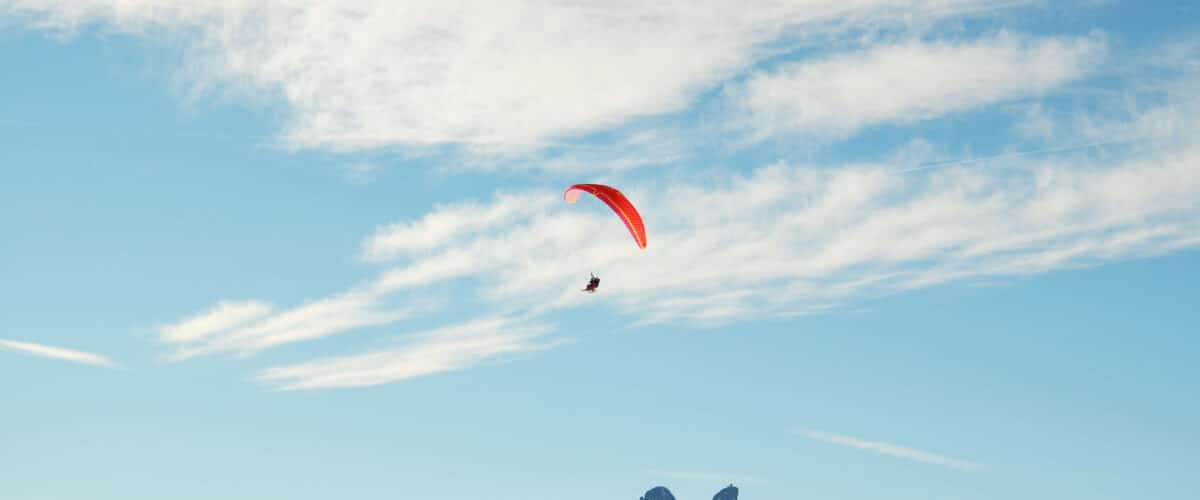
(564, 183), (645, 294)
(563, 183), (646, 249)
(582, 273), (600, 293)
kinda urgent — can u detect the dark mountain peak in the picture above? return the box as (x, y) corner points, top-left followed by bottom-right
(713, 484), (738, 500)
(641, 486), (676, 500)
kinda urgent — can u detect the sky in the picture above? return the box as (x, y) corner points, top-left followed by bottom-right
(1, 1), (1198, 499)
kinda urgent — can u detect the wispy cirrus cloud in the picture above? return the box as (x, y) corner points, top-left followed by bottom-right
(795, 429), (982, 470)
(4, 0), (1031, 153)
(0, 339), (121, 369)
(49, 2), (1194, 388)
(255, 316), (557, 390)
(157, 292), (421, 362)
(163, 124), (1199, 381)
(731, 31), (1107, 141)
(361, 191), (558, 262)
(157, 300), (273, 344)
(356, 134), (1200, 326)
(153, 57), (1200, 380)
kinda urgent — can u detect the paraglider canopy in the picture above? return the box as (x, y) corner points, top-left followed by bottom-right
(563, 183), (646, 249)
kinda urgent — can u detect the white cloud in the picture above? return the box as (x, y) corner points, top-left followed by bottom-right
(171, 78), (1200, 373)
(732, 32), (1106, 140)
(153, 76), (1200, 378)
(161, 291), (417, 361)
(796, 429), (981, 470)
(360, 190), (557, 262)
(255, 316), (556, 390)
(70, 5), (1194, 387)
(0, 338), (121, 369)
(4, 0), (1028, 152)
(157, 300), (273, 344)
(357, 140), (1200, 326)
(519, 129), (691, 174)
(1081, 67), (1200, 148)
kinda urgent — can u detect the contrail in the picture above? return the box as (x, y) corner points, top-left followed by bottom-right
(795, 429), (982, 470)
(0, 338), (122, 369)
(899, 136), (1152, 174)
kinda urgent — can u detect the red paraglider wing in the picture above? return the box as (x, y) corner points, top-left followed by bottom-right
(564, 183), (647, 249)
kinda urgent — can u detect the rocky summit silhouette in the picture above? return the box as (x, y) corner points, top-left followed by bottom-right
(641, 486), (676, 500)
(713, 484), (738, 500)
(640, 484), (739, 500)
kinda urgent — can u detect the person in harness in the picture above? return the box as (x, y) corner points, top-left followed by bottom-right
(582, 273), (600, 293)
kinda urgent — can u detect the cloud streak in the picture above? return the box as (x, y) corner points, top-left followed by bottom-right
(732, 31), (1106, 141)
(361, 191), (557, 262)
(39, 4), (1192, 387)
(255, 316), (556, 390)
(157, 300), (274, 344)
(6, 0), (1030, 153)
(796, 429), (981, 470)
(151, 103), (1200, 383)
(150, 62), (1200, 377)
(0, 339), (121, 369)
(159, 291), (419, 362)
(357, 136), (1200, 326)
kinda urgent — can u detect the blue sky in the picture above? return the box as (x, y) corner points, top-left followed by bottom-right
(2, 1), (1198, 499)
